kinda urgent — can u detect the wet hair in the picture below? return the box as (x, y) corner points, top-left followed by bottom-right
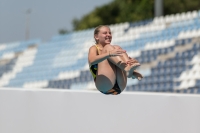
(94, 25), (110, 44)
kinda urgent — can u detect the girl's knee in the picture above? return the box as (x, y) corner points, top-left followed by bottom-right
(102, 45), (115, 53)
(103, 44), (115, 50)
(113, 45), (122, 49)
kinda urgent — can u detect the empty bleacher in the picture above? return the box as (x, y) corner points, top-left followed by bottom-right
(0, 10), (200, 94)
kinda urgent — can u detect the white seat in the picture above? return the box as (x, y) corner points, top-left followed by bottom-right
(192, 10), (198, 18)
(180, 12), (186, 21)
(186, 11), (192, 20)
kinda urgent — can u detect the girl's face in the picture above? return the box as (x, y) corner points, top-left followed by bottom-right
(95, 26), (112, 45)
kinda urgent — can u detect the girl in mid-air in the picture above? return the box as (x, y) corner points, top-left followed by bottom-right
(88, 25), (143, 95)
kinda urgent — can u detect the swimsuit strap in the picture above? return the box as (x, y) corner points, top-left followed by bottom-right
(94, 45), (100, 55)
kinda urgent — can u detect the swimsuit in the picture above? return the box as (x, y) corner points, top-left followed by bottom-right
(89, 45), (122, 95)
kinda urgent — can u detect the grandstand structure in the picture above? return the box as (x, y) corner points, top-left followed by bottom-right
(0, 10), (200, 93)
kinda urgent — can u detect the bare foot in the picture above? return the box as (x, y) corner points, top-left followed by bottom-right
(125, 63), (140, 78)
(132, 71), (143, 80)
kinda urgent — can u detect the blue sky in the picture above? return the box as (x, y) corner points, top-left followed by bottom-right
(0, 0), (113, 43)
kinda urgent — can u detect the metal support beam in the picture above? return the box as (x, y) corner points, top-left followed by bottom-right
(154, 0), (163, 17)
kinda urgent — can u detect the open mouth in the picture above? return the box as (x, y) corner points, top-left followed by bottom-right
(105, 38), (111, 41)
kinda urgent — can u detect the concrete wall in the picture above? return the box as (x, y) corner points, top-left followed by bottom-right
(0, 88), (200, 133)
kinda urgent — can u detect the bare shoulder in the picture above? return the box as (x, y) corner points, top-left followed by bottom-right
(89, 45), (96, 49)
(89, 45), (97, 52)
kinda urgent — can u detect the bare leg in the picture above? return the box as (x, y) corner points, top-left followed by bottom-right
(105, 45), (140, 78)
(113, 45), (130, 62)
(115, 66), (127, 92)
(95, 55), (117, 93)
(113, 45), (142, 80)
(112, 45), (128, 90)
(95, 45), (137, 93)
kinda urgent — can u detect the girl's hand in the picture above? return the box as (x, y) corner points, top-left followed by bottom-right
(126, 57), (139, 65)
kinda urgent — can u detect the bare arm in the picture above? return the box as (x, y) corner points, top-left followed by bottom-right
(88, 45), (126, 67)
(88, 46), (109, 67)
